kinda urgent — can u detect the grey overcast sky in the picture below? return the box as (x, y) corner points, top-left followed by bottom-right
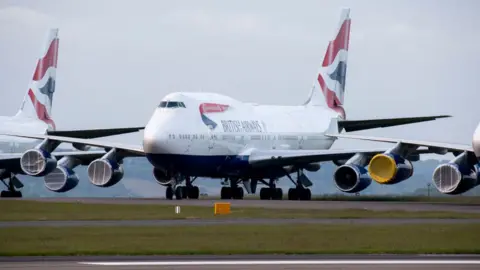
(0, 0), (478, 159)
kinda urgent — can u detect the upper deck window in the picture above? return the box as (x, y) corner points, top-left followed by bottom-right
(159, 101), (186, 108)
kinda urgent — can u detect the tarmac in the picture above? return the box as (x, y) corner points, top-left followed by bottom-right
(20, 197), (480, 213)
(1, 255), (480, 270)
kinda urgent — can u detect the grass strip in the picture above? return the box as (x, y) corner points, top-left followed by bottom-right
(0, 224), (479, 256)
(1, 200), (480, 221)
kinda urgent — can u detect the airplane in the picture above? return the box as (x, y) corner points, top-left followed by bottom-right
(0, 8), (454, 200)
(0, 28), (145, 197)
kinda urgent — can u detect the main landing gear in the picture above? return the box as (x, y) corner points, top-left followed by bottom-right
(165, 176), (200, 200)
(0, 172), (23, 198)
(258, 178), (283, 200)
(285, 170), (311, 201)
(220, 178), (244, 199)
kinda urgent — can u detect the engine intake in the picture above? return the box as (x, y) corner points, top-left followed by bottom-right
(334, 164), (372, 193)
(20, 149), (57, 176)
(432, 152), (479, 195)
(44, 156), (81, 193)
(44, 166), (79, 192)
(87, 159), (124, 187)
(368, 153), (413, 184)
(153, 168), (174, 186)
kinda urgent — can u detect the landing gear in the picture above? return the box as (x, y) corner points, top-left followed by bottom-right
(259, 178), (283, 200)
(0, 173), (23, 198)
(164, 176), (200, 200)
(220, 178), (244, 199)
(285, 170), (312, 201)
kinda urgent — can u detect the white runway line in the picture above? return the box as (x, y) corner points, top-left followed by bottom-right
(79, 260), (480, 266)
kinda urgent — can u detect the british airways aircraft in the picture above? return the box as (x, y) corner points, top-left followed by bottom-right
(1, 9), (454, 200)
(0, 29), (144, 197)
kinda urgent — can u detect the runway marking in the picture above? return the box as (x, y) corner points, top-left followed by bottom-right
(79, 260), (480, 266)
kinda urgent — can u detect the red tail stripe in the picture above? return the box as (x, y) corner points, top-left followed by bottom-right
(322, 19), (350, 67)
(32, 38), (59, 81)
(317, 74), (346, 119)
(27, 89), (56, 129)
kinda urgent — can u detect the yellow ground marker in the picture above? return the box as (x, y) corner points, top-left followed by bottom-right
(214, 202), (231, 215)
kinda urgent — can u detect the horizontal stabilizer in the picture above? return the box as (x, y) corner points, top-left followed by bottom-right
(338, 115), (451, 132)
(47, 127), (144, 139)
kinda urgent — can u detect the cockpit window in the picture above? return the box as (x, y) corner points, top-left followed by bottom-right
(158, 101), (186, 108)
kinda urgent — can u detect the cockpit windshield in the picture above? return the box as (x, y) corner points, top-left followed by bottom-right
(158, 101), (186, 108)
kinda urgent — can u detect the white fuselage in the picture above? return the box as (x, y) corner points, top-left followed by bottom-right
(142, 92), (339, 178)
(0, 115), (47, 154)
(472, 122), (480, 158)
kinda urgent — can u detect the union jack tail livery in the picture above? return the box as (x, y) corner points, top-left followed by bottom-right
(305, 8), (350, 120)
(16, 28), (59, 130)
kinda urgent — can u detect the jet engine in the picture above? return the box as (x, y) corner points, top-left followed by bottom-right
(432, 151), (480, 195)
(333, 153), (372, 193)
(153, 168), (175, 186)
(87, 149), (124, 187)
(367, 143), (414, 184)
(19, 139), (60, 176)
(20, 149), (57, 176)
(43, 156), (80, 192)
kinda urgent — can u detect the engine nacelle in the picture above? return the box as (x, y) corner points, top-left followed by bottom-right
(44, 166), (79, 192)
(334, 164), (372, 193)
(432, 152), (480, 195)
(44, 156), (81, 193)
(332, 159), (348, 166)
(368, 153), (413, 184)
(153, 168), (174, 186)
(72, 143), (91, 151)
(20, 149), (57, 176)
(304, 163), (321, 172)
(87, 159), (124, 187)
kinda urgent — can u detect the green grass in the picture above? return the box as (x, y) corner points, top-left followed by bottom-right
(1, 200), (480, 221)
(1, 224), (479, 256)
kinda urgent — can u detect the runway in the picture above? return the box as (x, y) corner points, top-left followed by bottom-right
(20, 197), (480, 213)
(1, 255), (480, 269)
(1, 218), (479, 227)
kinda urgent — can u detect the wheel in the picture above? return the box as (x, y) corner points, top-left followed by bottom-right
(299, 188), (311, 201)
(192, 186), (200, 199)
(287, 188), (297, 200)
(175, 186), (184, 200)
(0, 190), (10, 198)
(272, 188), (283, 200)
(166, 186), (174, 200)
(259, 188), (270, 200)
(232, 187), (244, 199)
(15, 191), (22, 198)
(220, 187), (232, 199)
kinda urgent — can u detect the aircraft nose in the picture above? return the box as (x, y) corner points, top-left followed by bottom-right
(143, 112), (171, 154)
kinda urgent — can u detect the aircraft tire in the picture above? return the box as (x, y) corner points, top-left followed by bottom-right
(0, 190), (21, 198)
(166, 186), (174, 200)
(287, 188), (297, 200)
(299, 188), (311, 201)
(175, 186), (185, 200)
(232, 187), (244, 199)
(259, 188), (270, 200)
(220, 187), (232, 199)
(272, 188), (283, 200)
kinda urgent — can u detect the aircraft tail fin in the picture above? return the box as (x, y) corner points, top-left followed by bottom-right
(305, 8), (350, 120)
(15, 28), (59, 131)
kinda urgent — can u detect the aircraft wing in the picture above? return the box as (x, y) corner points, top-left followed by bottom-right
(337, 115), (451, 132)
(248, 147), (433, 168)
(0, 132), (145, 156)
(324, 133), (473, 153)
(47, 126), (144, 139)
